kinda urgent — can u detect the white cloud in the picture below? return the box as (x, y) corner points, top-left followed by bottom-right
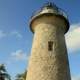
(65, 23), (80, 52)
(4, 50), (30, 68)
(0, 30), (7, 38)
(10, 31), (22, 38)
(11, 50), (29, 61)
(0, 30), (22, 39)
(72, 75), (80, 80)
(69, 23), (80, 30)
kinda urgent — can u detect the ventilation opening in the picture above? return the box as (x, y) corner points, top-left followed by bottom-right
(48, 41), (53, 51)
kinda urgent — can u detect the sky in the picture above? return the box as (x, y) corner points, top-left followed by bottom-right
(0, 0), (80, 80)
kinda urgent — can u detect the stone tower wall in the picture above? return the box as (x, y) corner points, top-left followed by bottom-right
(26, 15), (71, 80)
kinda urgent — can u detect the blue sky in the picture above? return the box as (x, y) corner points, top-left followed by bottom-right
(0, 0), (80, 80)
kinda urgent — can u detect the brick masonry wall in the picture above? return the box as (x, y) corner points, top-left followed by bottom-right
(26, 16), (71, 80)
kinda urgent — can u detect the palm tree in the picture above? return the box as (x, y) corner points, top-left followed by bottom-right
(0, 64), (11, 80)
(15, 70), (27, 80)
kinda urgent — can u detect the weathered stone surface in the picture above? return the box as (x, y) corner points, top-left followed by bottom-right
(26, 3), (71, 80)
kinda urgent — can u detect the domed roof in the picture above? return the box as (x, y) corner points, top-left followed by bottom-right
(31, 2), (68, 20)
(30, 2), (70, 33)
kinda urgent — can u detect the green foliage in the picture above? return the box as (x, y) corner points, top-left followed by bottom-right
(15, 70), (27, 80)
(0, 64), (11, 80)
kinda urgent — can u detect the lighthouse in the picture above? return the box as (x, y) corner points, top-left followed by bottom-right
(26, 2), (71, 80)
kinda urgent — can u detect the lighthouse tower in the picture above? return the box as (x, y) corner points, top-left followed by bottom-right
(26, 2), (71, 80)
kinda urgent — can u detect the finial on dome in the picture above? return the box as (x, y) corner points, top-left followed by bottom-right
(42, 1), (58, 10)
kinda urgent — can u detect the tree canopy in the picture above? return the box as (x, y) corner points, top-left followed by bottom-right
(0, 64), (11, 80)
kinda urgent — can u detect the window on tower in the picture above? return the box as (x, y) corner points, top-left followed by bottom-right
(48, 41), (53, 51)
